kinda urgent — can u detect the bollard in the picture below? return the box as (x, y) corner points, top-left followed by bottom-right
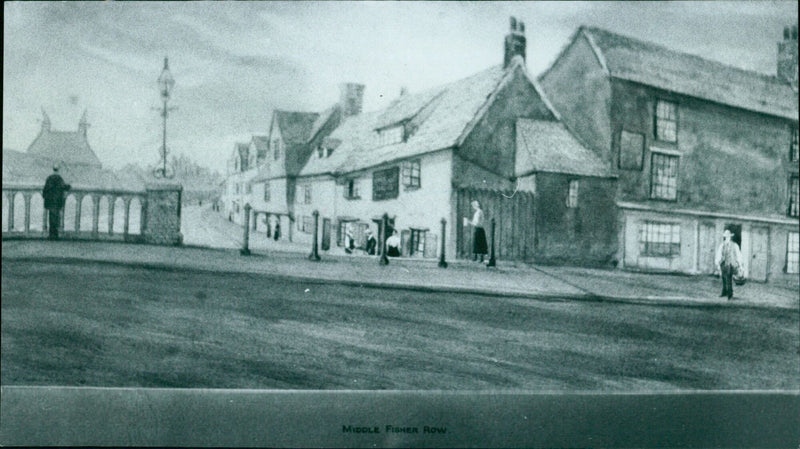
(438, 217), (448, 268)
(308, 210), (321, 261)
(240, 203), (251, 255)
(379, 213), (389, 266)
(487, 217), (496, 268)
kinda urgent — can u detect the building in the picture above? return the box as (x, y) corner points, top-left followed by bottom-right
(292, 17), (618, 264)
(539, 25), (799, 282)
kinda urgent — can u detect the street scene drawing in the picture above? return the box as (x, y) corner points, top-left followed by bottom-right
(3, 1), (799, 397)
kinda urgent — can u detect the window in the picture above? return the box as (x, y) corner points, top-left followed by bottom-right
(789, 175), (799, 217)
(639, 221), (681, 257)
(304, 185), (312, 204)
(263, 182), (270, 202)
(655, 100), (677, 142)
(791, 129), (799, 162)
(373, 166), (400, 201)
(650, 152), (679, 200)
(619, 130), (644, 170)
(246, 183), (252, 194)
(273, 140), (281, 160)
(402, 160), (421, 188)
(787, 232), (799, 274)
(301, 216), (313, 233)
(410, 229), (427, 256)
(566, 180), (579, 208)
(317, 146), (324, 158)
(345, 179), (360, 199)
(377, 126), (404, 146)
(235, 183), (240, 194)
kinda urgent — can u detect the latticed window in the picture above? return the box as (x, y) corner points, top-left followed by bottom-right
(402, 160), (421, 188)
(566, 180), (579, 208)
(789, 175), (799, 217)
(345, 179), (359, 199)
(787, 232), (799, 274)
(377, 126), (404, 147)
(246, 183), (252, 194)
(791, 129), (799, 162)
(639, 221), (681, 257)
(410, 229), (426, 256)
(304, 185), (312, 204)
(263, 182), (270, 202)
(650, 152), (679, 200)
(655, 100), (677, 142)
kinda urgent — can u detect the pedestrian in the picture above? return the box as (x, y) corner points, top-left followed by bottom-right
(714, 229), (743, 300)
(365, 229), (377, 255)
(463, 200), (488, 262)
(273, 220), (281, 241)
(386, 229), (401, 257)
(42, 165), (71, 240)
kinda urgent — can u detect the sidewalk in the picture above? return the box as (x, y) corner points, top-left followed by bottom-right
(3, 239), (797, 310)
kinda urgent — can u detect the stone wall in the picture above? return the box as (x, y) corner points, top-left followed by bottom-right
(143, 183), (183, 245)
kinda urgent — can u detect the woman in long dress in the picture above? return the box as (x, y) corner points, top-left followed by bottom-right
(464, 200), (488, 262)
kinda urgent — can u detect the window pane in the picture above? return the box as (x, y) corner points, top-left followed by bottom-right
(639, 221), (681, 256)
(651, 153), (679, 200)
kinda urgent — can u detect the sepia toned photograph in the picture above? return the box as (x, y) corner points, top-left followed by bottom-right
(2, 1), (798, 447)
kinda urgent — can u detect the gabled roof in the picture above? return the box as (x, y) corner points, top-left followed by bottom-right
(2, 149), (142, 191)
(515, 119), (613, 178)
(26, 129), (102, 167)
(273, 110), (320, 145)
(251, 135), (269, 159)
(576, 26), (798, 120)
(307, 105), (341, 144)
(300, 57), (552, 177)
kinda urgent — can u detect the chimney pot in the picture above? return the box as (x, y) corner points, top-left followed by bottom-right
(339, 82), (365, 117)
(510, 16), (517, 30)
(503, 16), (527, 68)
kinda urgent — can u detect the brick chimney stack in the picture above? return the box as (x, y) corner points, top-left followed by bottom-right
(503, 16), (526, 68)
(78, 109), (90, 137)
(778, 24), (798, 86)
(339, 83), (365, 117)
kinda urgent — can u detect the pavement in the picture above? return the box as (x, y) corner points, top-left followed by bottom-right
(3, 235), (798, 310)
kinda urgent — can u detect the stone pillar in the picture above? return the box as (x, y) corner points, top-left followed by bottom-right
(74, 194), (83, 232)
(123, 198), (130, 237)
(241, 203), (251, 256)
(439, 218), (448, 268)
(108, 199), (116, 235)
(92, 196), (100, 235)
(7, 191), (15, 231)
(143, 184), (183, 245)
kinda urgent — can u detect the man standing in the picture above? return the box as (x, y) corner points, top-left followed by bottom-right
(714, 229), (742, 300)
(43, 166), (71, 240)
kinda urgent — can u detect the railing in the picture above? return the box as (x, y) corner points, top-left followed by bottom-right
(2, 183), (183, 245)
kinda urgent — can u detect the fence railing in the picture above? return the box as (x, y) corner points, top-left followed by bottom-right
(2, 183), (183, 245)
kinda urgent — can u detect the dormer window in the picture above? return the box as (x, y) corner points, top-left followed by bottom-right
(377, 125), (404, 147)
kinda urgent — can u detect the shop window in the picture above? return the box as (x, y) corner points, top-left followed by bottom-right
(787, 232), (799, 274)
(410, 229), (427, 256)
(639, 221), (680, 257)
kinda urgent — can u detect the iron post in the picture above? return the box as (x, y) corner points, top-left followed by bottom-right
(379, 213), (389, 265)
(240, 203), (251, 256)
(438, 217), (448, 268)
(309, 210), (321, 261)
(487, 217), (497, 268)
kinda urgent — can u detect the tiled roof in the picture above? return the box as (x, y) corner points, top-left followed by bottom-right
(515, 119), (612, 177)
(301, 59), (527, 177)
(2, 150), (143, 191)
(580, 26), (798, 120)
(26, 129), (102, 167)
(307, 106), (341, 143)
(274, 110), (320, 145)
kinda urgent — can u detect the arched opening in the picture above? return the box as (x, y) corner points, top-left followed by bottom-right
(13, 192), (26, 231)
(2, 193), (9, 232)
(29, 193), (45, 231)
(63, 194), (77, 231)
(128, 197), (142, 235)
(113, 197), (126, 234)
(80, 195), (94, 232)
(98, 196), (110, 233)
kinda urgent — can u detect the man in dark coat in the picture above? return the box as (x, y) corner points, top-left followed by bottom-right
(43, 166), (71, 240)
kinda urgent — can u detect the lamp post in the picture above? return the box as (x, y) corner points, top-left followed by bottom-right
(153, 56), (176, 179)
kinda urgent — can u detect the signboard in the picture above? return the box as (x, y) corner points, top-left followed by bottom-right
(372, 166), (399, 201)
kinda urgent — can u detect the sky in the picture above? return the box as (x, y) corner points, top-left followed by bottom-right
(3, 1), (798, 171)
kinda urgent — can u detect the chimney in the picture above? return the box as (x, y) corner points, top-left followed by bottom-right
(503, 16), (526, 68)
(40, 108), (51, 132)
(778, 24), (798, 86)
(339, 83), (365, 117)
(78, 109), (90, 137)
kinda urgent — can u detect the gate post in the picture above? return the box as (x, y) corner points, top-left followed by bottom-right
(379, 213), (389, 266)
(240, 203), (251, 256)
(487, 217), (497, 268)
(308, 210), (321, 261)
(438, 217), (448, 268)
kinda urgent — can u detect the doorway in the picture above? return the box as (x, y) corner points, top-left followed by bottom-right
(724, 223), (742, 247)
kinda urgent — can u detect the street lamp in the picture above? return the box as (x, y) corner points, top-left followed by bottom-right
(153, 56), (176, 179)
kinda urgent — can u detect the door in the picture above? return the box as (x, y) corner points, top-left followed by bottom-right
(749, 226), (769, 282)
(321, 218), (331, 251)
(698, 222), (716, 274)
